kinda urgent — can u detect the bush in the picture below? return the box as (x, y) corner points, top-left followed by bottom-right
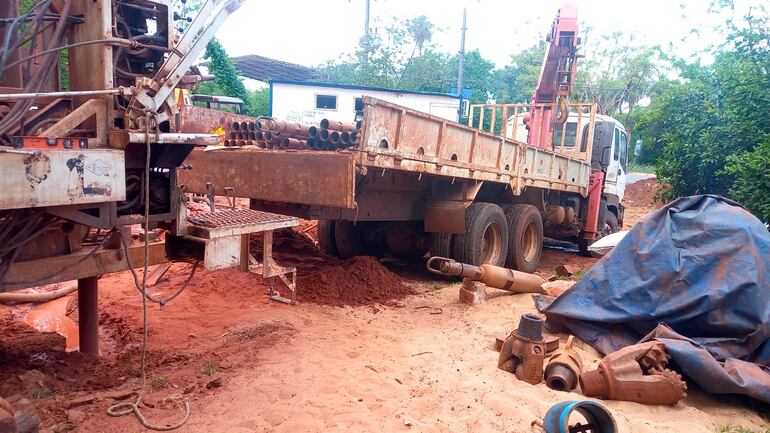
(727, 141), (770, 223)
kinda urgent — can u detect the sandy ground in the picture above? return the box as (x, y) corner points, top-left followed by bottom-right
(1, 180), (767, 432)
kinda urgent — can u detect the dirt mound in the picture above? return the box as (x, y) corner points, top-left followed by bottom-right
(297, 256), (414, 307)
(623, 178), (667, 208)
(249, 228), (415, 307)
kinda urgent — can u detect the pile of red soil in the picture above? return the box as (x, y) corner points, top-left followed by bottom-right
(623, 178), (667, 208)
(297, 256), (414, 307)
(250, 228), (414, 307)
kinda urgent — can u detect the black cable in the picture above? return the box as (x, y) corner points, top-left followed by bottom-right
(0, 228), (116, 286)
(118, 226), (199, 308)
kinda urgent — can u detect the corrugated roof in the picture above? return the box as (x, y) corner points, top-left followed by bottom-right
(270, 79), (459, 98)
(231, 54), (316, 82)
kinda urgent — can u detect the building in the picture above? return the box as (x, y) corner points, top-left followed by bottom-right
(269, 79), (460, 125)
(230, 55), (316, 90)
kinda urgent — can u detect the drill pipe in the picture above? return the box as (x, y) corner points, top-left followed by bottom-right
(320, 118), (357, 132)
(340, 131), (351, 144)
(426, 256), (545, 294)
(329, 130), (341, 144)
(308, 126), (319, 138)
(230, 121), (241, 131)
(282, 137), (308, 150)
(319, 129), (330, 141)
(239, 121), (248, 131)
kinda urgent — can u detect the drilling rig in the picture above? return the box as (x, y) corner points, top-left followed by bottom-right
(0, 0), (301, 374)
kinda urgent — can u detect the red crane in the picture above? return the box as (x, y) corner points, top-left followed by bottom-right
(527, 3), (580, 149)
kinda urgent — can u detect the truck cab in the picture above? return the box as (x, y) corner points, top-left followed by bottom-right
(509, 112), (628, 229)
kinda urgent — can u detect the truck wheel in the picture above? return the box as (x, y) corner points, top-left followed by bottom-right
(453, 203), (508, 266)
(429, 232), (454, 258)
(504, 204), (543, 273)
(317, 220), (338, 257)
(334, 220), (365, 259)
(604, 211), (619, 235)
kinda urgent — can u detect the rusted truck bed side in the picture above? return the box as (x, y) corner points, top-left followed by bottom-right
(356, 97), (593, 196)
(179, 97), (594, 210)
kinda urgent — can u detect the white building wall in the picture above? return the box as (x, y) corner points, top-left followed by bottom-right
(270, 82), (459, 126)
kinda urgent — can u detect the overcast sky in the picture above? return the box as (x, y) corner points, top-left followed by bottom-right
(213, 0), (754, 69)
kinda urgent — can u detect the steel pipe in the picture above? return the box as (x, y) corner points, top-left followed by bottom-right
(329, 131), (341, 144)
(320, 118), (357, 132)
(282, 137), (308, 150)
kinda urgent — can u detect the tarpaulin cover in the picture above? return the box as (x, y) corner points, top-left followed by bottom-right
(537, 195), (770, 403)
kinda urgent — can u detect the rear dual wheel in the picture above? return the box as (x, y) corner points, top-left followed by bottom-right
(452, 203), (509, 267)
(317, 220), (365, 258)
(504, 204), (543, 274)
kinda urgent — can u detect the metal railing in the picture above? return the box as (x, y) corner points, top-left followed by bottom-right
(467, 102), (597, 161)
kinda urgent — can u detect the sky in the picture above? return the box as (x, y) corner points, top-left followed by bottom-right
(213, 0), (743, 69)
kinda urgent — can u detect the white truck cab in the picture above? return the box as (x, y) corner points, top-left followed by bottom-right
(508, 112), (629, 231)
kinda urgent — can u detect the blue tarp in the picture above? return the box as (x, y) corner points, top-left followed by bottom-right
(537, 195), (770, 403)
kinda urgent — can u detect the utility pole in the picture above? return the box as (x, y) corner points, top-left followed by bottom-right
(362, 0), (372, 59)
(457, 7), (467, 121)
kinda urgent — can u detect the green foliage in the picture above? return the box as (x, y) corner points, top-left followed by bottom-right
(249, 88), (270, 117)
(576, 31), (662, 120)
(199, 38), (257, 115)
(727, 141), (770, 223)
(202, 362), (217, 376)
(492, 43), (545, 103)
(636, 7), (770, 220)
(716, 425), (770, 433)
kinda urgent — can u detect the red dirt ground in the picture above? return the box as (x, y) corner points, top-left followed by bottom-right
(2, 178), (741, 433)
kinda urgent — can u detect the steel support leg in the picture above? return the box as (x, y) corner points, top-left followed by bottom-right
(77, 276), (99, 355)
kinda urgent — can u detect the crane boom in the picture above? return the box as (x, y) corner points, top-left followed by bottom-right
(528, 3), (580, 149)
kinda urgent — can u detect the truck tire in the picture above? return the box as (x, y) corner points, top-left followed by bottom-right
(429, 232), (454, 258)
(317, 220), (338, 257)
(604, 211), (619, 234)
(453, 203), (508, 266)
(504, 204), (543, 273)
(334, 220), (365, 259)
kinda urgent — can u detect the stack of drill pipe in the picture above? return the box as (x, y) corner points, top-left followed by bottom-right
(223, 120), (264, 147)
(307, 118), (361, 151)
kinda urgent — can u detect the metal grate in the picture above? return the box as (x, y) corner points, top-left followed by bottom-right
(187, 209), (295, 229)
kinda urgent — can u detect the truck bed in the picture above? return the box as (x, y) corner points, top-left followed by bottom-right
(179, 97), (594, 210)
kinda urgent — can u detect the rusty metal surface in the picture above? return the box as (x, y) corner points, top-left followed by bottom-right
(579, 341), (687, 405)
(544, 335), (583, 391)
(0, 240), (167, 293)
(497, 314), (547, 384)
(0, 149), (126, 210)
(179, 148), (356, 209)
(178, 103), (256, 134)
(359, 97), (591, 196)
(188, 208), (295, 228)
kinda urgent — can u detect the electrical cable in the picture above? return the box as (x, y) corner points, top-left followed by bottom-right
(0, 0), (72, 143)
(118, 229), (199, 307)
(0, 227), (116, 286)
(107, 112), (191, 431)
(2, 38), (168, 72)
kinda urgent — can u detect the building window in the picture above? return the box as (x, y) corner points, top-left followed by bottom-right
(315, 94), (337, 110)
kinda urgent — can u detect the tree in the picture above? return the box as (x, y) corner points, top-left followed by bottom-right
(492, 43), (545, 103)
(636, 5), (770, 219)
(197, 38), (257, 115)
(575, 31), (662, 122)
